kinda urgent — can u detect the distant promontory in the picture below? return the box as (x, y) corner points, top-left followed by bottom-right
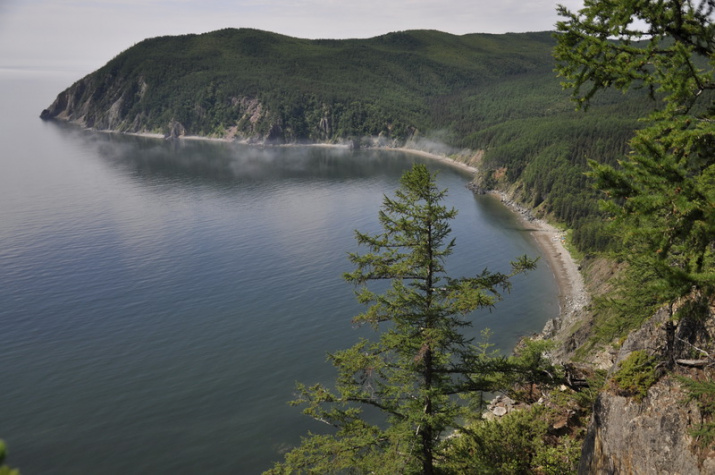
(40, 28), (561, 145)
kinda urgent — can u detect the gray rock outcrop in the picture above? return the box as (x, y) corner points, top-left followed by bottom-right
(578, 304), (715, 473)
(579, 377), (714, 474)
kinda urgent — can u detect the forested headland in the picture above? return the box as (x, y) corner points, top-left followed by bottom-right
(40, 28), (649, 255)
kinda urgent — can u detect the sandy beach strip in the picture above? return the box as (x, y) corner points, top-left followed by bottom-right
(394, 148), (588, 322)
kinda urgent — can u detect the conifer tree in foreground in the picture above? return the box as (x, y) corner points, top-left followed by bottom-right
(555, 0), (715, 317)
(267, 164), (537, 474)
(554, 0), (715, 454)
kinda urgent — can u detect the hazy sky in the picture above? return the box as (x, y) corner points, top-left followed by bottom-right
(0, 0), (584, 75)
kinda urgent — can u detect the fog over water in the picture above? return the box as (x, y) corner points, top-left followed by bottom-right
(0, 70), (558, 473)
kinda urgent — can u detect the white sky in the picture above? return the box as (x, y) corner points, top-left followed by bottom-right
(0, 0), (584, 75)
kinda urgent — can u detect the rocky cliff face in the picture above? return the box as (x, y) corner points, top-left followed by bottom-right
(579, 377), (713, 474)
(39, 74), (283, 141)
(575, 304), (715, 473)
(41, 75), (148, 131)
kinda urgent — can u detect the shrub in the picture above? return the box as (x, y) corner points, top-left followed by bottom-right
(611, 350), (658, 401)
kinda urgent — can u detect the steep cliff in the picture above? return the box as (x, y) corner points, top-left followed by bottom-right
(39, 70), (281, 141)
(561, 297), (715, 473)
(579, 376), (715, 474)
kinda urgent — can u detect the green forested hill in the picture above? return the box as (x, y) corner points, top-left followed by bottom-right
(41, 29), (566, 141)
(41, 28), (649, 252)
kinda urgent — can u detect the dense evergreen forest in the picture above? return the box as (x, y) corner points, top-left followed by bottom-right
(42, 28), (651, 254)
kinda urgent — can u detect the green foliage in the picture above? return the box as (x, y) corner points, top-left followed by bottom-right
(501, 339), (562, 401)
(555, 0), (715, 315)
(677, 375), (715, 447)
(555, 0), (715, 113)
(588, 287), (661, 344)
(566, 368), (608, 412)
(267, 165), (537, 474)
(455, 365), (602, 474)
(48, 29), (559, 144)
(464, 92), (644, 253)
(45, 27), (659, 256)
(444, 406), (581, 474)
(0, 441), (20, 475)
(611, 351), (658, 401)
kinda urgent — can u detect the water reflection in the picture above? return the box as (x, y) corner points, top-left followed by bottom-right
(44, 122), (441, 188)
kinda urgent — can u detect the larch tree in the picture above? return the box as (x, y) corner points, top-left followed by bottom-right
(555, 0), (715, 448)
(266, 164), (537, 474)
(555, 0), (715, 320)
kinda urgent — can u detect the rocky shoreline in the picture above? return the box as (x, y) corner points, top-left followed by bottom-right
(488, 191), (589, 334)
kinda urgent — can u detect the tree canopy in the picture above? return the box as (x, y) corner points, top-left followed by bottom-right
(555, 0), (715, 316)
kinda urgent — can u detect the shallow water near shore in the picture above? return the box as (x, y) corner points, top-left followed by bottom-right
(0, 70), (558, 473)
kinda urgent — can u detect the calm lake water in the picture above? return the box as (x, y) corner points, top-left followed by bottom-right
(0, 70), (558, 474)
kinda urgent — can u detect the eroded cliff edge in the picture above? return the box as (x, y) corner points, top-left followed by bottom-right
(575, 304), (715, 474)
(492, 181), (715, 473)
(554, 276), (715, 473)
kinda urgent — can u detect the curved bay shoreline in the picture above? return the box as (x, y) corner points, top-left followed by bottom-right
(333, 144), (589, 329)
(91, 129), (588, 328)
(393, 147), (589, 327)
(488, 191), (589, 326)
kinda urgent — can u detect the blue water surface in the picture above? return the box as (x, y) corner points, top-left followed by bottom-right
(0, 70), (558, 474)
